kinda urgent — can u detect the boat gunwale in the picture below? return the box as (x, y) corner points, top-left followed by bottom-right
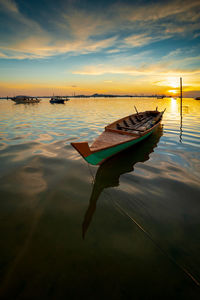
(90, 117), (162, 153)
(105, 110), (159, 130)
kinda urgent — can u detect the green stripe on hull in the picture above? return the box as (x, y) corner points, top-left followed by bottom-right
(85, 130), (153, 165)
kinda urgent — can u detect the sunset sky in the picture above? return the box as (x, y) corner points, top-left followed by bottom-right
(0, 0), (199, 97)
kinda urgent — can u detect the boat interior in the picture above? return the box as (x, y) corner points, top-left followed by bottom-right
(90, 110), (162, 152)
(105, 110), (160, 135)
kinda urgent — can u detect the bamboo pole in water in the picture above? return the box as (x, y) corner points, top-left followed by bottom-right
(180, 77), (183, 143)
(180, 77), (182, 115)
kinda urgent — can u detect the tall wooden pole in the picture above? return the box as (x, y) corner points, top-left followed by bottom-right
(180, 77), (182, 116)
(180, 77), (183, 143)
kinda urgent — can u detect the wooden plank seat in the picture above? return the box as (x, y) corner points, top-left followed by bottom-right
(129, 117), (136, 125)
(116, 115), (154, 132)
(123, 119), (130, 127)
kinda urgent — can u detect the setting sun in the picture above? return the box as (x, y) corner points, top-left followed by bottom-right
(168, 89), (178, 94)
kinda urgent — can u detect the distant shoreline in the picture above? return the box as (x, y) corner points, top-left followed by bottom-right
(0, 94), (176, 99)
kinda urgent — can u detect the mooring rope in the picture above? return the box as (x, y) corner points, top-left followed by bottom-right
(87, 162), (95, 184)
(113, 200), (200, 287)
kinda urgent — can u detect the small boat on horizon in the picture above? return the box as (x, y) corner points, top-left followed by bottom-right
(195, 97), (200, 100)
(11, 95), (41, 103)
(71, 108), (165, 165)
(50, 96), (70, 104)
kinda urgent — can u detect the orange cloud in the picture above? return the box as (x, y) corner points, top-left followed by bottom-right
(0, 35), (117, 59)
(73, 63), (200, 76)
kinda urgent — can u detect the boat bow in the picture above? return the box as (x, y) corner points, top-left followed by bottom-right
(71, 142), (91, 158)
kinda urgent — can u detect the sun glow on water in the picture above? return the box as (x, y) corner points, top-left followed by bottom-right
(170, 97), (178, 112)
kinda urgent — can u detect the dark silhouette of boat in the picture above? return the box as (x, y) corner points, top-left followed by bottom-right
(50, 96), (70, 104)
(82, 125), (163, 238)
(11, 95), (41, 103)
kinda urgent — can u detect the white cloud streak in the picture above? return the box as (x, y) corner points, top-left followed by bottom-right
(0, 0), (199, 59)
(73, 61), (200, 77)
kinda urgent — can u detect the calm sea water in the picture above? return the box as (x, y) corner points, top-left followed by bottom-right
(0, 97), (200, 299)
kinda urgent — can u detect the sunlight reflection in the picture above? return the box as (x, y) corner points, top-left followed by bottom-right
(170, 97), (178, 113)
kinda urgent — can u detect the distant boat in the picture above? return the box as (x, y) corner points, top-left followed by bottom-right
(71, 109), (165, 165)
(50, 96), (69, 104)
(157, 96), (164, 99)
(195, 97), (200, 100)
(11, 95), (41, 103)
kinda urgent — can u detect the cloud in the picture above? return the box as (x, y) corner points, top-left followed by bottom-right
(73, 62), (200, 77)
(124, 34), (153, 47)
(0, 0), (18, 13)
(0, 0), (44, 33)
(0, 35), (117, 59)
(62, 9), (114, 40)
(123, 33), (172, 48)
(0, 0), (200, 60)
(106, 49), (121, 54)
(115, 0), (200, 22)
(0, 1), (118, 59)
(0, 52), (7, 58)
(194, 33), (200, 39)
(0, 0), (51, 58)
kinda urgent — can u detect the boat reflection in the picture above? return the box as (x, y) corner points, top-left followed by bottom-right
(82, 125), (163, 238)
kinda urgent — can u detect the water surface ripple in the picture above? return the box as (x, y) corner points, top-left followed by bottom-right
(0, 98), (200, 299)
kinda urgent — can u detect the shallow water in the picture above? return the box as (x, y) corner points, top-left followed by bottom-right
(0, 97), (200, 299)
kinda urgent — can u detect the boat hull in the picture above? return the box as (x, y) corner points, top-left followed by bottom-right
(50, 100), (65, 104)
(71, 109), (165, 165)
(50, 97), (69, 104)
(72, 125), (158, 165)
(11, 98), (40, 103)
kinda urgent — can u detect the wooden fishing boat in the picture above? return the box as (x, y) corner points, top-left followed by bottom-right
(71, 108), (165, 165)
